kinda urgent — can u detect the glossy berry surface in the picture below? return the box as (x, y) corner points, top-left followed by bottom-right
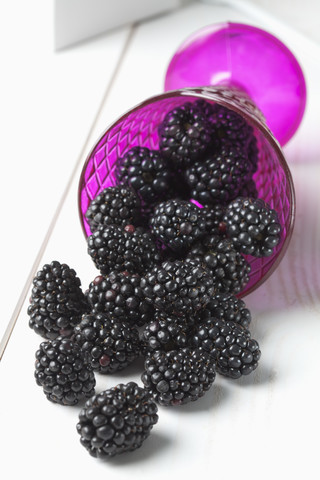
(74, 312), (140, 374)
(87, 224), (161, 275)
(77, 382), (158, 457)
(85, 185), (141, 232)
(86, 271), (154, 327)
(141, 348), (216, 406)
(191, 317), (261, 379)
(140, 259), (215, 317)
(187, 235), (251, 294)
(202, 292), (252, 329)
(28, 261), (88, 340)
(34, 337), (96, 405)
(158, 101), (212, 169)
(115, 146), (172, 207)
(150, 199), (206, 251)
(223, 197), (282, 257)
(185, 146), (252, 206)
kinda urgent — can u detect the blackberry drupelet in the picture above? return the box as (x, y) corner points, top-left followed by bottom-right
(85, 186), (141, 231)
(34, 337), (96, 405)
(150, 199), (206, 251)
(87, 224), (162, 275)
(73, 312), (140, 374)
(140, 259), (215, 317)
(87, 271), (154, 327)
(141, 348), (216, 406)
(206, 103), (254, 150)
(184, 146), (252, 206)
(140, 311), (192, 355)
(223, 197), (282, 257)
(115, 146), (172, 207)
(28, 261), (88, 340)
(202, 204), (227, 236)
(187, 235), (251, 294)
(158, 101), (212, 169)
(77, 382), (158, 457)
(190, 317), (261, 379)
(202, 292), (251, 329)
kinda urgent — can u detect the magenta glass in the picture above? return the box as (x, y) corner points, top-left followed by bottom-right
(78, 22), (305, 297)
(165, 23), (306, 146)
(78, 87), (295, 297)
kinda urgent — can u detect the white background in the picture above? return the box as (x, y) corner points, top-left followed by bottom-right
(0, 1), (319, 479)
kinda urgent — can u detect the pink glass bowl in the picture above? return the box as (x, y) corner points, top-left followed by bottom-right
(78, 87), (295, 298)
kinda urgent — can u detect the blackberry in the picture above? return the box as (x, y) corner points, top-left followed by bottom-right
(158, 102), (212, 169)
(202, 204), (226, 234)
(87, 271), (154, 327)
(140, 311), (191, 355)
(87, 224), (162, 275)
(140, 259), (215, 317)
(184, 146), (252, 206)
(190, 318), (261, 379)
(141, 348), (216, 406)
(28, 261), (88, 340)
(73, 313), (140, 374)
(77, 382), (158, 457)
(115, 146), (172, 207)
(223, 197), (282, 257)
(150, 199), (206, 251)
(34, 337), (96, 405)
(85, 186), (141, 231)
(206, 103), (254, 150)
(194, 98), (215, 115)
(187, 235), (251, 294)
(202, 292), (251, 329)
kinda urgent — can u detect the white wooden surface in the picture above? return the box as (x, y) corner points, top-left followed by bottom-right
(0, 1), (320, 479)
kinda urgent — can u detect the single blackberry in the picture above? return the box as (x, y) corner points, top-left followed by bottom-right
(85, 186), (141, 231)
(140, 311), (192, 355)
(34, 337), (96, 405)
(223, 197), (282, 257)
(150, 199), (206, 251)
(28, 261), (88, 340)
(115, 146), (172, 207)
(187, 235), (251, 294)
(184, 146), (252, 206)
(206, 103), (254, 150)
(140, 259), (215, 317)
(202, 292), (252, 329)
(190, 317), (261, 379)
(77, 382), (158, 457)
(73, 312), (140, 374)
(87, 271), (154, 327)
(87, 224), (162, 275)
(141, 348), (216, 406)
(158, 102), (212, 169)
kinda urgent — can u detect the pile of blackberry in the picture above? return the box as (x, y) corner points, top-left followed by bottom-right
(27, 99), (282, 459)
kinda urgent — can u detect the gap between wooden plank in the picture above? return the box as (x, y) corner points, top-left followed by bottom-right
(0, 24), (137, 361)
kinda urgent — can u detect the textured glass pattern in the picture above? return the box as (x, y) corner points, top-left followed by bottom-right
(78, 90), (295, 297)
